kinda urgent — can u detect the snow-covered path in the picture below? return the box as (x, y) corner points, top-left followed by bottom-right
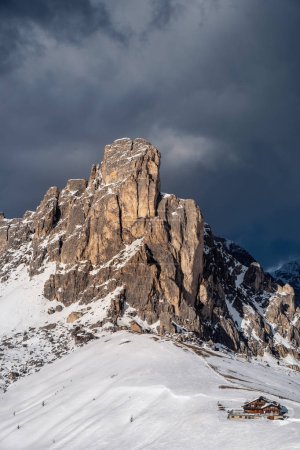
(0, 332), (299, 450)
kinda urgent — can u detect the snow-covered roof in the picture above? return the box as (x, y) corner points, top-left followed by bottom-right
(244, 396), (271, 406)
(261, 402), (280, 409)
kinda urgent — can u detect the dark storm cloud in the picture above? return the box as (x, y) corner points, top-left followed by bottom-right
(0, 0), (127, 73)
(149, 0), (184, 29)
(0, 0), (300, 268)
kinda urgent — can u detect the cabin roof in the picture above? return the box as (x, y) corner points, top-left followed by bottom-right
(243, 396), (270, 406)
(261, 402), (280, 409)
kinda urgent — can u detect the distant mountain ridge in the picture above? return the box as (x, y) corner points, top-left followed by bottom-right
(270, 260), (300, 303)
(214, 237), (256, 267)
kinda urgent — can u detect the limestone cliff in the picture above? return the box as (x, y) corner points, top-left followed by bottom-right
(0, 138), (299, 371)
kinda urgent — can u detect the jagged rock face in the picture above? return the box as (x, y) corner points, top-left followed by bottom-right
(0, 212), (34, 280)
(214, 237), (256, 267)
(0, 137), (299, 363)
(1, 138), (203, 335)
(271, 260), (300, 306)
(200, 224), (299, 358)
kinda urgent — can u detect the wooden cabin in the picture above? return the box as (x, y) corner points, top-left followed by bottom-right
(243, 396), (281, 415)
(227, 396), (286, 420)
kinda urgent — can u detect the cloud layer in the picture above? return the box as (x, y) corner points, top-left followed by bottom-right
(1, 0), (300, 268)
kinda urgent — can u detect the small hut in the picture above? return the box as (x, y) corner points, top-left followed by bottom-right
(227, 396), (286, 420)
(243, 396), (281, 415)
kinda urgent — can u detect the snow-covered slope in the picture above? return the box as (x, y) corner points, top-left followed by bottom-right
(1, 245), (299, 450)
(0, 263), (56, 335)
(0, 260), (122, 391)
(0, 331), (299, 450)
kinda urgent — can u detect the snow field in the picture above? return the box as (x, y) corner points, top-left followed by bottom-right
(0, 332), (299, 450)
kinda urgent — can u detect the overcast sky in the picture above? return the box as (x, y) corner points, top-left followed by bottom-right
(0, 0), (300, 269)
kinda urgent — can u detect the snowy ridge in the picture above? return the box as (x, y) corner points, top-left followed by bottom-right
(271, 260), (300, 303)
(202, 228), (300, 361)
(0, 332), (299, 450)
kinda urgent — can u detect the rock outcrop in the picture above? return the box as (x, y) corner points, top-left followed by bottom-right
(200, 224), (299, 358)
(0, 138), (299, 365)
(271, 260), (300, 306)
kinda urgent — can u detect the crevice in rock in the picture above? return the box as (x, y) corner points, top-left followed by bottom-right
(53, 204), (61, 228)
(116, 195), (123, 241)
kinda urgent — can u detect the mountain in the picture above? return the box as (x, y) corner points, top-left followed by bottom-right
(271, 260), (300, 302)
(0, 138), (299, 394)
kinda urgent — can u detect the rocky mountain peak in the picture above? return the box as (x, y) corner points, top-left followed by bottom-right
(102, 138), (160, 183)
(101, 137), (161, 221)
(0, 138), (299, 390)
